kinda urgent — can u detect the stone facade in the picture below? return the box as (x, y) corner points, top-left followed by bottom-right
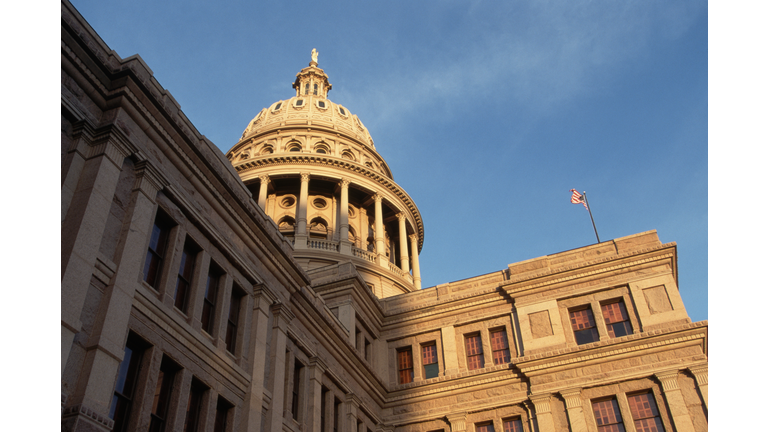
(61, 1), (707, 431)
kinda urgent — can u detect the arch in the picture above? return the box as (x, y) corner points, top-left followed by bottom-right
(313, 83), (318, 95)
(347, 225), (358, 244)
(260, 144), (274, 155)
(314, 142), (331, 155)
(309, 217), (329, 239)
(286, 141), (302, 152)
(277, 216), (296, 233)
(341, 150), (355, 161)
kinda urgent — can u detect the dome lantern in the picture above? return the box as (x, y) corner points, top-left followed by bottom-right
(292, 48), (332, 98)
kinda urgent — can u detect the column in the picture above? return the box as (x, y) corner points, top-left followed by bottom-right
(409, 234), (422, 289)
(397, 213), (410, 273)
(560, 388), (588, 432)
(373, 194), (386, 266)
(446, 412), (467, 432)
(339, 179), (352, 255)
(61, 130), (131, 375)
(266, 303), (295, 432)
(307, 358), (327, 432)
(295, 173), (310, 248)
(655, 370), (696, 432)
(529, 393), (556, 432)
(242, 287), (279, 432)
(62, 161), (167, 432)
(258, 175), (270, 210)
(688, 365), (708, 410)
(346, 395), (360, 432)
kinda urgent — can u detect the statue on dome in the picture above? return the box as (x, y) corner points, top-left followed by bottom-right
(311, 48), (318, 64)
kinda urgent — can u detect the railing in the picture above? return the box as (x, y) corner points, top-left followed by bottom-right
(307, 239), (339, 252)
(352, 247), (377, 263)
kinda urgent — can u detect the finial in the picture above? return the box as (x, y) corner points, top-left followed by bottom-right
(310, 48), (318, 66)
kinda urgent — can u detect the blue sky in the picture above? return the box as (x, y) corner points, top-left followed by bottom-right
(68, 0), (708, 322)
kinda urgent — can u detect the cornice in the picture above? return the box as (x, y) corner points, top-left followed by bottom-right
(235, 155), (425, 251)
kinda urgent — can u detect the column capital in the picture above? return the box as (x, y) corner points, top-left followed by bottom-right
(300, 172), (311, 182)
(270, 303), (295, 330)
(655, 369), (681, 391)
(133, 160), (170, 200)
(396, 212), (406, 222)
(688, 365), (708, 385)
(409, 234), (419, 242)
(340, 178), (350, 188)
(373, 193), (383, 203)
(559, 388), (583, 409)
(529, 393), (553, 414)
(309, 356), (328, 374)
(259, 174), (271, 184)
(345, 393), (362, 408)
(446, 412), (468, 432)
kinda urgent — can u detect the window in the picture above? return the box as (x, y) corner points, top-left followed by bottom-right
(364, 338), (371, 361)
(602, 301), (633, 338)
(627, 392), (665, 432)
(149, 356), (180, 432)
(476, 422), (495, 432)
(291, 361), (304, 420)
(225, 287), (244, 354)
(592, 398), (626, 432)
(502, 418), (524, 432)
(333, 398), (341, 432)
(318, 101), (326, 108)
(110, 333), (148, 432)
(143, 210), (173, 288)
(305, 83), (309, 95)
(570, 307), (600, 345)
(313, 84), (318, 95)
(288, 144), (301, 152)
(295, 99), (304, 106)
(397, 348), (414, 384)
(490, 328), (511, 364)
(273, 102), (282, 111)
(355, 327), (361, 350)
(422, 343), (439, 379)
(339, 107), (347, 116)
(183, 378), (207, 432)
(174, 240), (198, 313)
(201, 265), (221, 335)
(465, 333), (484, 370)
(214, 397), (233, 432)
(320, 387), (328, 432)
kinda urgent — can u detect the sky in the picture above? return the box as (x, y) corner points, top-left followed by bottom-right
(67, 0), (708, 322)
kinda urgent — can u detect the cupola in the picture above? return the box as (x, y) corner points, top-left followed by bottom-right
(292, 48), (332, 98)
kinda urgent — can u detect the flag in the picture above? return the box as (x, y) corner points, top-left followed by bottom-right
(570, 189), (588, 209)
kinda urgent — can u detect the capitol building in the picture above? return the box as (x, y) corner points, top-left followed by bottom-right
(61, 1), (708, 431)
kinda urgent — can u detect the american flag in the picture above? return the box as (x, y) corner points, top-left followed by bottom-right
(570, 189), (588, 209)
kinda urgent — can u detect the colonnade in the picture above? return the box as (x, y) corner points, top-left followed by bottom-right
(256, 173), (422, 289)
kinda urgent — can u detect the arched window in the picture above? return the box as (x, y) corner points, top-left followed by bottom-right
(313, 84), (318, 95)
(278, 216), (296, 233)
(287, 142), (302, 152)
(341, 151), (355, 161)
(315, 143), (330, 154)
(309, 217), (329, 239)
(304, 83), (309, 95)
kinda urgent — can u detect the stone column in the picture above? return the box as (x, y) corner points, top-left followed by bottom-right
(337, 301), (357, 346)
(242, 286), (279, 432)
(409, 234), (422, 289)
(346, 394), (361, 432)
(258, 175), (270, 210)
(655, 370), (696, 432)
(373, 194), (386, 266)
(440, 326), (459, 376)
(339, 179), (352, 255)
(397, 213), (410, 273)
(62, 161), (167, 432)
(61, 130), (132, 375)
(307, 358), (327, 432)
(560, 388), (588, 432)
(295, 173), (310, 249)
(446, 412), (467, 432)
(529, 393), (556, 432)
(688, 365), (708, 410)
(266, 303), (295, 432)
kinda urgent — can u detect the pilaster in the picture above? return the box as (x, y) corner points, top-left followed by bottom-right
(446, 412), (467, 432)
(688, 365), (708, 409)
(655, 370), (696, 432)
(529, 393), (556, 432)
(307, 358), (327, 432)
(266, 303), (295, 432)
(560, 388), (588, 432)
(242, 286), (279, 432)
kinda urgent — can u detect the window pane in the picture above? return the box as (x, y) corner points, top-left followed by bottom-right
(465, 334), (482, 355)
(424, 363), (439, 379)
(570, 309), (596, 330)
(422, 344), (437, 364)
(627, 393), (665, 432)
(503, 419), (524, 432)
(592, 398), (625, 432)
(476, 423), (495, 432)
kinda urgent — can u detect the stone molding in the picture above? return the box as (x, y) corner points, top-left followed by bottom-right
(654, 369), (681, 391)
(688, 365), (707, 385)
(300, 172), (310, 182)
(61, 403), (114, 430)
(259, 174), (271, 184)
(559, 388), (583, 409)
(133, 160), (170, 199)
(271, 303), (296, 330)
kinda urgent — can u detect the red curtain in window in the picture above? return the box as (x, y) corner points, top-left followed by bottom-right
(397, 349), (413, 384)
(422, 344), (437, 365)
(502, 419), (523, 432)
(627, 393), (665, 432)
(592, 399), (625, 432)
(570, 309), (596, 330)
(465, 335), (484, 370)
(602, 302), (628, 324)
(490, 330), (510, 364)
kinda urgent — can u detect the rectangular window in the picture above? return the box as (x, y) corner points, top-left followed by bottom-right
(333, 398), (341, 432)
(627, 392), (665, 432)
(397, 348), (414, 384)
(174, 240), (198, 313)
(320, 387), (328, 432)
(292, 361), (304, 420)
(490, 328), (511, 364)
(355, 327), (361, 350)
(364, 338), (371, 361)
(110, 333), (148, 432)
(592, 398), (626, 432)
(601, 301), (633, 338)
(214, 397), (233, 432)
(464, 333), (484, 370)
(422, 343), (439, 379)
(570, 307), (600, 345)
(502, 418), (524, 432)
(225, 287), (244, 354)
(143, 210), (173, 288)
(476, 422), (495, 432)
(149, 356), (180, 432)
(183, 378), (207, 432)
(201, 264), (221, 335)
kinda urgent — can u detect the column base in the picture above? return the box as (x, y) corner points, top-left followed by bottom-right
(294, 235), (308, 249)
(339, 240), (353, 255)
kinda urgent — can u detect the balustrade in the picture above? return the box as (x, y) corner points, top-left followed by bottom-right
(307, 239), (339, 252)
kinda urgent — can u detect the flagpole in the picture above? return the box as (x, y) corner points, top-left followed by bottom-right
(582, 191), (600, 243)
